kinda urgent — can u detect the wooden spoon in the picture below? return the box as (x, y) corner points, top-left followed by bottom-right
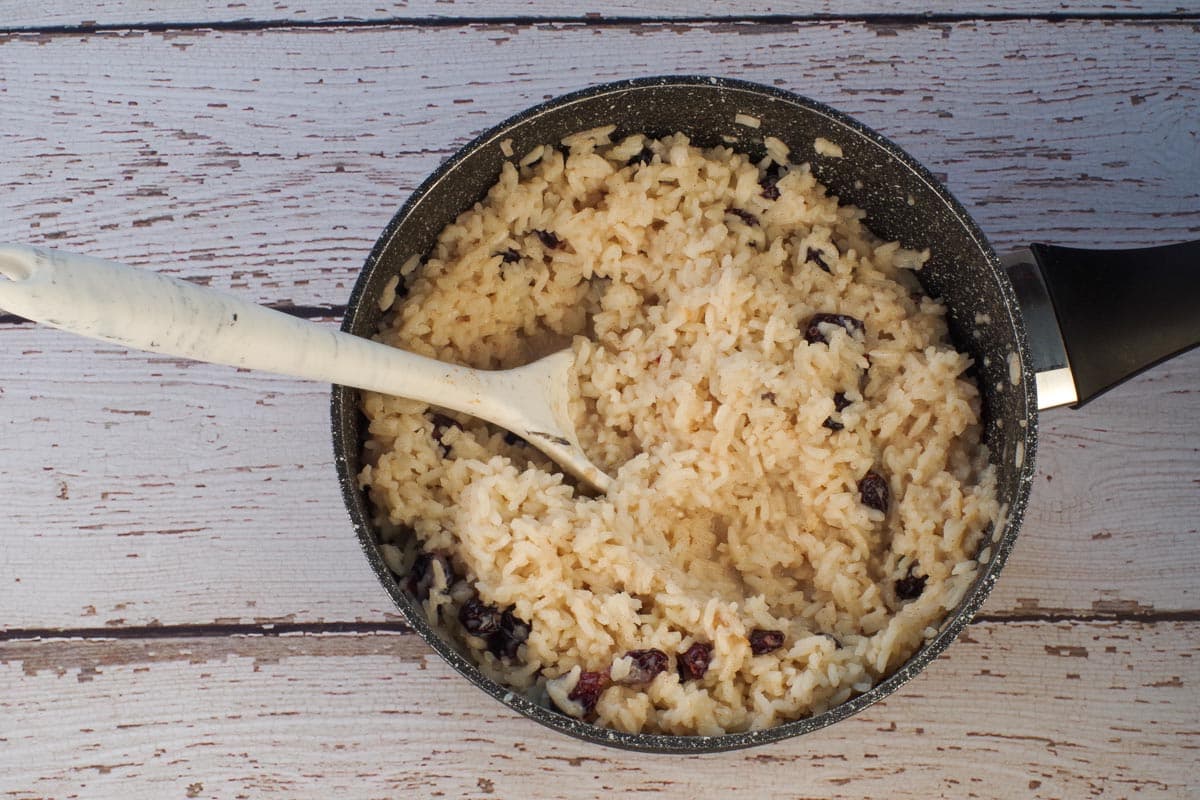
(0, 245), (612, 492)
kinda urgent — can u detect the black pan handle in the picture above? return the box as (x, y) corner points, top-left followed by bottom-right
(1020, 240), (1200, 409)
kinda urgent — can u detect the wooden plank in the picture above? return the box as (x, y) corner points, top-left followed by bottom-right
(0, 621), (1196, 797)
(0, 323), (401, 631)
(983, 350), (1200, 618)
(1, 322), (1196, 630)
(0, 22), (1196, 309)
(0, 0), (1192, 29)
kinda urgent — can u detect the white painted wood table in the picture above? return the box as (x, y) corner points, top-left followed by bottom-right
(1, 4), (1197, 798)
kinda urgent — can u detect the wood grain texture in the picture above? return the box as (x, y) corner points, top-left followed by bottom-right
(985, 355), (1200, 618)
(0, 22), (1196, 310)
(1, 15), (1197, 798)
(0, 0), (1194, 29)
(0, 323), (400, 631)
(1, 320), (1196, 630)
(1, 622), (1197, 798)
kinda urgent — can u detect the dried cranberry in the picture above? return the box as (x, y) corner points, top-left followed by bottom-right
(806, 247), (832, 273)
(533, 229), (561, 249)
(759, 162), (786, 200)
(620, 649), (668, 685)
(568, 670), (611, 715)
(497, 249), (521, 264)
(677, 642), (713, 681)
(486, 607), (531, 660)
(749, 629), (785, 655)
(825, 392), (852, 431)
(430, 413), (458, 457)
(804, 313), (865, 345)
(859, 471), (890, 513)
(407, 552), (454, 601)
(728, 208), (759, 226)
(628, 146), (655, 166)
(458, 596), (502, 636)
(895, 568), (927, 601)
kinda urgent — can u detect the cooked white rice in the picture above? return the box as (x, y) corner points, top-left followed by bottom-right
(359, 127), (999, 735)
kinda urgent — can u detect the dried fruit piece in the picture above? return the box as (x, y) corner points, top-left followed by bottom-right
(806, 247), (832, 273)
(804, 313), (865, 344)
(620, 649), (669, 685)
(825, 392), (853, 431)
(895, 568), (927, 601)
(728, 208), (759, 226)
(429, 413), (458, 457)
(533, 229), (561, 249)
(859, 471), (890, 513)
(568, 670), (612, 715)
(458, 596), (502, 636)
(407, 551), (454, 601)
(749, 629), (785, 655)
(628, 146), (655, 166)
(760, 162), (786, 200)
(677, 642), (713, 681)
(486, 607), (531, 660)
(497, 249), (521, 264)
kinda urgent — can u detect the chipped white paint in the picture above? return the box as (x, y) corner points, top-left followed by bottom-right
(0, 623), (1196, 797)
(0, 19), (1194, 627)
(0, 22), (1197, 312)
(0, 13), (1195, 799)
(0, 324), (1196, 629)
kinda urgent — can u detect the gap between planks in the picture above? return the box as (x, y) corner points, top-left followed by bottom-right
(3, 11), (1200, 37)
(2, 0), (1196, 28)
(6, 608), (1200, 644)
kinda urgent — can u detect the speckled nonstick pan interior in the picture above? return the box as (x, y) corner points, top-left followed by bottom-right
(331, 76), (1197, 753)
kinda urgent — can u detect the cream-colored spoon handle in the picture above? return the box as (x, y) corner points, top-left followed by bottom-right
(0, 244), (496, 414)
(0, 244), (609, 491)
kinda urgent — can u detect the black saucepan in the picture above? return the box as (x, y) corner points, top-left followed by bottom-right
(331, 76), (1199, 753)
